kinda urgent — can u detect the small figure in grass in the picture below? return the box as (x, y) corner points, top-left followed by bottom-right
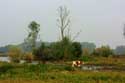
(72, 60), (84, 67)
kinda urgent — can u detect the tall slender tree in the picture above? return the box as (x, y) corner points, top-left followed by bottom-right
(26, 21), (40, 50)
(57, 6), (81, 42)
(57, 6), (71, 40)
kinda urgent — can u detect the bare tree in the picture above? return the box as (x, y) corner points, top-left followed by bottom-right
(57, 6), (82, 42)
(72, 30), (82, 41)
(57, 6), (71, 40)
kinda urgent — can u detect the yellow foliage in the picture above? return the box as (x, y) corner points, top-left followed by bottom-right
(23, 52), (34, 63)
(8, 47), (22, 63)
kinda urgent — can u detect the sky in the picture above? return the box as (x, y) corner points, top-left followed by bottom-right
(0, 0), (125, 48)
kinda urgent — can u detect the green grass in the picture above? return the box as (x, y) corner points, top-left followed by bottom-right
(0, 62), (125, 83)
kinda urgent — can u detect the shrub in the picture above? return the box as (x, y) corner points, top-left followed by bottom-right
(80, 56), (94, 62)
(8, 47), (22, 63)
(82, 48), (90, 56)
(71, 42), (82, 59)
(92, 46), (113, 57)
(0, 63), (13, 74)
(49, 40), (82, 61)
(32, 39), (82, 61)
(23, 52), (34, 63)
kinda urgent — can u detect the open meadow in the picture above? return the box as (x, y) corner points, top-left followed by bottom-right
(0, 56), (125, 83)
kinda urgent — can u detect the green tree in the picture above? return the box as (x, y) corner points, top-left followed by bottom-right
(72, 42), (82, 59)
(49, 38), (82, 60)
(33, 43), (47, 63)
(62, 37), (72, 60)
(25, 21), (40, 50)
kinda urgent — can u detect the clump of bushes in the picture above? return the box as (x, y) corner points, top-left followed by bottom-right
(0, 63), (14, 75)
(92, 46), (113, 57)
(8, 46), (23, 63)
(23, 52), (34, 63)
(80, 56), (94, 62)
(33, 38), (82, 61)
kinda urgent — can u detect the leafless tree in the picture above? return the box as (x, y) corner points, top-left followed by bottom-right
(57, 6), (82, 42)
(57, 6), (71, 40)
(72, 30), (82, 41)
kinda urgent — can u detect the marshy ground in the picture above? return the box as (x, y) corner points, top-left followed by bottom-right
(0, 56), (125, 83)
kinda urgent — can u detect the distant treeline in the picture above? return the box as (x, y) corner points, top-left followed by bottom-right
(0, 42), (125, 55)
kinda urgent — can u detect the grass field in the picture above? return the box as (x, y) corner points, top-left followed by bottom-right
(0, 71), (125, 83)
(0, 56), (125, 83)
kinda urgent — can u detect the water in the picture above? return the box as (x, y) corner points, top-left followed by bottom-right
(82, 65), (102, 71)
(0, 56), (10, 62)
(81, 65), (125, 71)
(0, 57), (39, 64)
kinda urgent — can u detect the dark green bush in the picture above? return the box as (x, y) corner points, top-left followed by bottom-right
(34, 38), (82, 61)
(0, 63), (14, 74)
(80, 56), (94, 62)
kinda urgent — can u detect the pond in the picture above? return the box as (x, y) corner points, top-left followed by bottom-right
(0, 56), (10, 62)
(0, 57), (39, 64)
(81, 65), (125, 71)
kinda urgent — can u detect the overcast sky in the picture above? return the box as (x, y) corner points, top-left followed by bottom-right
(0, 0), (125, 48)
